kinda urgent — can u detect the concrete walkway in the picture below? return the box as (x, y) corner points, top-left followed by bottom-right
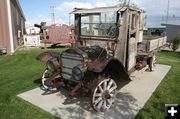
(18, 64), (171, 119)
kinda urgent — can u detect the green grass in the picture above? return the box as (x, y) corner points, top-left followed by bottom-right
(0, 48), (65, 119)
(135, 51), (180, 119)
(0, 49), (179, 119)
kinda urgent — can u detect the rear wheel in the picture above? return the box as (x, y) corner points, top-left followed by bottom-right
(91, 78), (117, 112)
(149, 55), (156, 71)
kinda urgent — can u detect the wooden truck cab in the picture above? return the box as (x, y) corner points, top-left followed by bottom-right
(71, 5), (152, 74)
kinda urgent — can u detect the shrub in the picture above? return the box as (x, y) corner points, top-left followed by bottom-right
(172, 37), (180, 51)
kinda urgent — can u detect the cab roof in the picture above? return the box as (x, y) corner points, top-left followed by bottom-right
(70, 5), (143, 14)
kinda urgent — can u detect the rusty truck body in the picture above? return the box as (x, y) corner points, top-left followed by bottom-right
(36, 5), (164, 112)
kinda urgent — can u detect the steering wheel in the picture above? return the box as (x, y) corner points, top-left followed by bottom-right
(107, 25), (116, 37)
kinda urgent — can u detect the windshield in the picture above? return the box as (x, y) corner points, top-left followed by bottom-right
(81, 12), (117, 37)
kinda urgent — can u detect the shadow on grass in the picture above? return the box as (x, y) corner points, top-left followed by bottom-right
(40, 44), (69, 50)
(33, 78), (41, 85)
(50, 44), (70, 49)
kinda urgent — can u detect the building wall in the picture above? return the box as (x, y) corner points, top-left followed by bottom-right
(10, 0), (25, 50)
(26, 27), (40, 35)
(0, 0), (11, 53)
(0, 0), (25, 53)
(166, 25), (180, 41)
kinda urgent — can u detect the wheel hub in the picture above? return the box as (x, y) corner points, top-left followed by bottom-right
(102, 90), (111, 100)
(44, 80), (54, 87)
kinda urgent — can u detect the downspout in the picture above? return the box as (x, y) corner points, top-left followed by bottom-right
(7, 0), (14, 53)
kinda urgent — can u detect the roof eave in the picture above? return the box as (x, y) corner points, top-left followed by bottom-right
(70, 5), (143, 14)
(16, 0), (26, 20)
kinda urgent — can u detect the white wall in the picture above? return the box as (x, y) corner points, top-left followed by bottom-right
(24, 35), (40, 47)
(26, 26), (40, 35)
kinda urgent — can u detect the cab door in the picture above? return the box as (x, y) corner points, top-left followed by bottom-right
(126, 12), (139, 71)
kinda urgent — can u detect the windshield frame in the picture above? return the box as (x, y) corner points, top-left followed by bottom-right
(80, 12), (118, 38)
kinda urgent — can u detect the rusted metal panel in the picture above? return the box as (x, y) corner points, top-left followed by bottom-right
(42, 24), (75, 44)
(88, 58), (109, 72)
(87, 58), (130, 81)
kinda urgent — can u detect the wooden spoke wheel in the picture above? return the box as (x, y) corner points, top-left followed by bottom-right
(41, 69), (60, 91)
(91, 78), (117, 112)
(149, 55), (156, 71)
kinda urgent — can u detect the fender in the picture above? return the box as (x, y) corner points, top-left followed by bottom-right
(88, 58), (131, 81)
(36, 50), (61, 62)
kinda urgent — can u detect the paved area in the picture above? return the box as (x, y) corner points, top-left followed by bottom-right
(161, 46), (180, 52)
(18, 64), (171, 119)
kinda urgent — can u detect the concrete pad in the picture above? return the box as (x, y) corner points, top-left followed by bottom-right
(18, 64), (171, 119)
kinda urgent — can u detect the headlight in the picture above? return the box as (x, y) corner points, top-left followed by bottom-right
(72, 65), (84, 81)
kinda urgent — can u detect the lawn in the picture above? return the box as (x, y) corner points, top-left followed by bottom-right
(0, 49), (179, 119)
(135, 51), (180, 119)
(0, 48), (65, 119)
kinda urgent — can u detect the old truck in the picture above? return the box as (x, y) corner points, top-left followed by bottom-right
(36, 5), (165, 112)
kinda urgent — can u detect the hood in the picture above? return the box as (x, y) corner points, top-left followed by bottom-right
(79, 46), (107, 59)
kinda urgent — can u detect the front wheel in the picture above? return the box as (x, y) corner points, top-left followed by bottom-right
(41, 69), (60, 91)
(91, 78), (117, 112)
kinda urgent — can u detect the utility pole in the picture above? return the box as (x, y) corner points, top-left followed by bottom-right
(118, 0), (127, 5)
(69, 14), (71, 26)
(50, 6), (56, 24)
(127, 0), (131, 6)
